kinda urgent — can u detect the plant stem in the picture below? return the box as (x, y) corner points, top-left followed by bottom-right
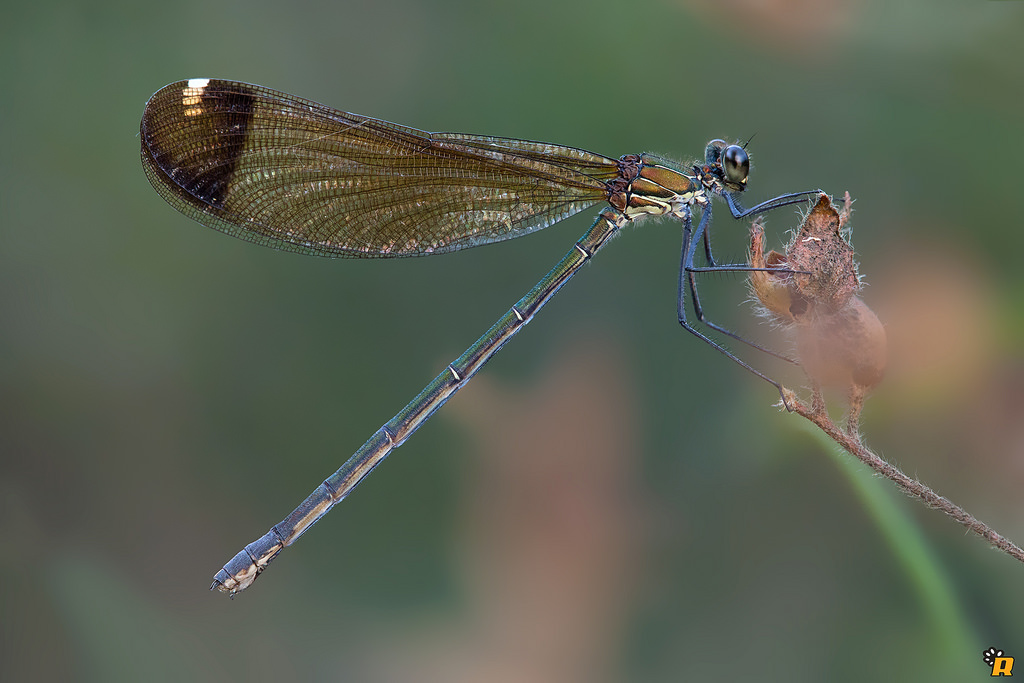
(782, 387), (1024, 564)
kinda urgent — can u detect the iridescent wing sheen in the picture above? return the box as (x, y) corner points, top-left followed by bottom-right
(140, 79), (619, 258)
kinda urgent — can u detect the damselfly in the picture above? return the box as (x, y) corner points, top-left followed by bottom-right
(140, 78), (818, 595)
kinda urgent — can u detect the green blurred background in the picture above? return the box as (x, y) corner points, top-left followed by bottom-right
(3, 0), (1023, 680)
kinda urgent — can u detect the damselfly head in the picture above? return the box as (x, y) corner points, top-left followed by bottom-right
(703, 139), (749, 193)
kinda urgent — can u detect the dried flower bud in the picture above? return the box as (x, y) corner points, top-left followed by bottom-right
(749, 220), (804, 323)
(787, 194), (860, 308)
(795, 295), (886, 392)
(749, 193), (886, 394)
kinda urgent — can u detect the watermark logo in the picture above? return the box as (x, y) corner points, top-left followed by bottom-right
(984, 647), (1014, 677)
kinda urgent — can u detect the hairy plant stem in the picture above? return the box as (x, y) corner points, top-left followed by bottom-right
(781, 387), (1024, 564)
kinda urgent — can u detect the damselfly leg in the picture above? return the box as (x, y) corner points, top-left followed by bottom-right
(677, 189), (823, 393)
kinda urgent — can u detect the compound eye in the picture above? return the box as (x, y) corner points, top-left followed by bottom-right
(704, 139), (728, 164)
(722, 145), (749, 185)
